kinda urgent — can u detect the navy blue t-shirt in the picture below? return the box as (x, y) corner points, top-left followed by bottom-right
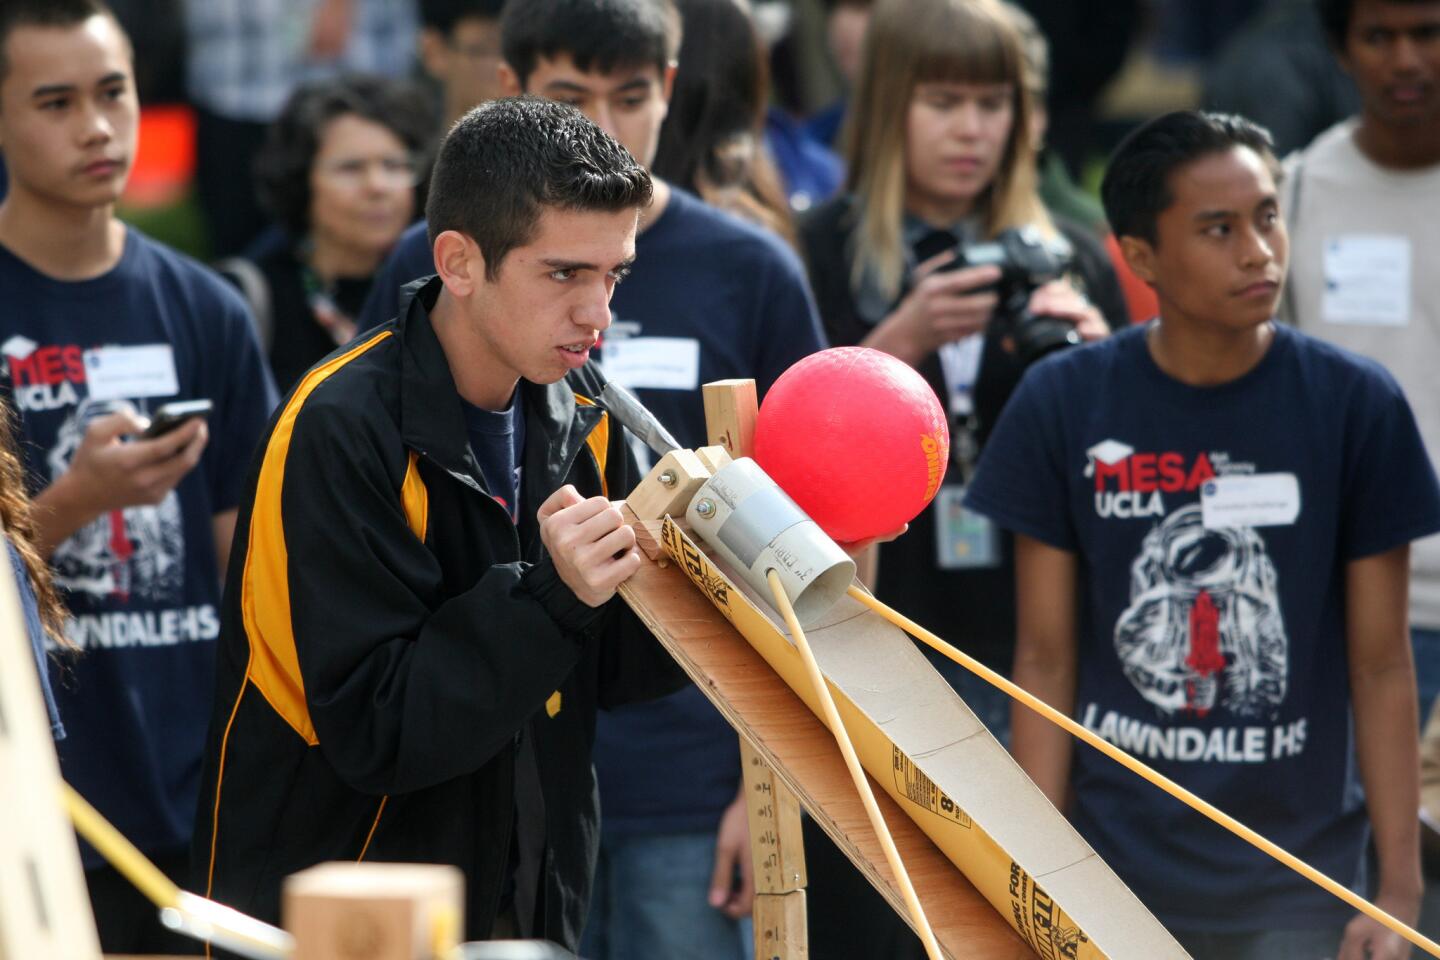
(462, 391), (525, 524)
(965, 323), (1440, 932)
(352, 187), (826, 835)
(0, 229), (278, 861)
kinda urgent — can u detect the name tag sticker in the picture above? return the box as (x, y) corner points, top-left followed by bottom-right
(1200, 473), (1300, 530)
(82, 345), (179, 401)
(600, 336), (700, 391)
(935, 486), (1001, 570)
(1321, 234), (1410, 326)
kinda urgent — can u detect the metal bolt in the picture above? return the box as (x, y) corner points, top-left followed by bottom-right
(659, 470), (676, 487)
(695, 498), (715, 518)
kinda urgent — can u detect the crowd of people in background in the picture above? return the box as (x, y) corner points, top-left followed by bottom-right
(4, 0), (1440, 959)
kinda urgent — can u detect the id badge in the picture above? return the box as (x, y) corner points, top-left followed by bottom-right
(935, 486), (1000, 570)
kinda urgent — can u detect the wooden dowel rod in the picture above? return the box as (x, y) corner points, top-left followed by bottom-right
(61, 781), (180, 910)
(848, 585), (1440, 960)
(768, 571), (943, 960)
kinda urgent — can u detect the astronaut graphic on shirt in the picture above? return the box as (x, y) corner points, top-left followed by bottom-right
(1115, 504), (1288, 720)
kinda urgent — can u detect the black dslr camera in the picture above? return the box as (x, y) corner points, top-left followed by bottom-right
(929, 226), (1080, 366)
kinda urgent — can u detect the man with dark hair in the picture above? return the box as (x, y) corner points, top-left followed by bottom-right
(355, 4), (825, 957)
(1282, 0), (1440, 754)
(965, 110), (1440, 960)
(0, 0), (277, 952)
(194, 96), (686, 952)
(418, 0), (508, 129)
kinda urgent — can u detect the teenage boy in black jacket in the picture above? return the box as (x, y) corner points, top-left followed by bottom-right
(194, 97), (687, 951)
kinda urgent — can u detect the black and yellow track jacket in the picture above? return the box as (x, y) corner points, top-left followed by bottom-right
(193, 278), (687, 949)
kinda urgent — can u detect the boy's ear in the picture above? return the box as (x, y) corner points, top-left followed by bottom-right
(660, 61), (677, 105)
(1118, 235), (1158, 288)
(418, 27), (449, 83)
(497, 62), (523, 97)
(433, 230), (485, 298)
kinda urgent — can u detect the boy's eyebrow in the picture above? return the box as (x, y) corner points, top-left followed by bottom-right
(1192, 209), (1236, 222)
(543, 76), (654, 94)
(30, 83), (77, 98)
(30, 72), (126, 99)
(541, 258), (599, 272)
(541, 256), (638, 272)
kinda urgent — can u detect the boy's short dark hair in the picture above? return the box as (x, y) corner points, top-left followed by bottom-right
(426, 96), (653, 278)
(500, 0), (677, 88)
(1101, 110), (1279, 246)
(420, 0), (507, 35)
(0, 0), (119, 82)
(256, 74), (437, 239)
(1316, 0), (1437, 49)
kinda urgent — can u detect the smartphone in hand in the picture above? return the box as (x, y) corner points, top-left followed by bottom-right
(143, 399), (213, 439)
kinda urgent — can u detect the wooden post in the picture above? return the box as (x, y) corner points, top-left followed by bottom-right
(703, 379), (810, 960)
(742, 741), (809, 960)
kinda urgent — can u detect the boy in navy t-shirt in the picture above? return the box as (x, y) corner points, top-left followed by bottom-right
(0, 1), (276, 952)
(966, 111), (1440, 960)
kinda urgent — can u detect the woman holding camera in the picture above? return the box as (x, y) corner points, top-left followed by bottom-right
(797, 3), (1125, 954)
(800, 0), (1124, 729)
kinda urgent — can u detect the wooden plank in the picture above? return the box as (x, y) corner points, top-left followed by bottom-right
(753, 891), (808, 960)
(740, 740), (806, 894)
(617, 541), (1032, 960)
(0, 545), (102, 960)
(703, 379), (759, 461)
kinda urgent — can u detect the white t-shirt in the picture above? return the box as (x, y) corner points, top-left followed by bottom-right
(1283, 119), (1440, 628)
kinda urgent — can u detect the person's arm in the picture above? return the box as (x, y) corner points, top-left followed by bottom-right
(32, 411), (207, 556)
(1338, 544), (1422, 960)
(1010, 532), (1080, 812)
(708, 783), (755, 920)
(212, 508), (237, 583)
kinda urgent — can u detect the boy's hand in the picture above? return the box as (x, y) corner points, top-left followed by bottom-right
(538, 485), (640, 607)
(708, 789), (755, 920)
(61, 408), (208, 511)
(1337, 888), (1420, 960)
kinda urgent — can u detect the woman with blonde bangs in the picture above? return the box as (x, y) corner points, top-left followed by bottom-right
(800, 0), (1125, 738)
(796, 5), (1125, 951)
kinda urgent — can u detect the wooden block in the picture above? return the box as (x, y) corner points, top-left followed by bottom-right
(740, 740), (806, 894)
(283, 862), (462, 960)
(694, 444), (734, 474)
(753, 890), (808, 960)
(626, 449), (711, 521)
(703, 379), (759, 456)
(0, 545), (103, 960)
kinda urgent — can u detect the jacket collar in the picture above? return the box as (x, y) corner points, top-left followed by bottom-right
(396, 277), (604, 495)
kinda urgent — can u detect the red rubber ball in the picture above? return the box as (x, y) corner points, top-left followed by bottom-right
(753, 347), (949, 544)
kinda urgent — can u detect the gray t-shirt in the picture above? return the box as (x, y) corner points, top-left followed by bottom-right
(1283, 119), (1440, 629)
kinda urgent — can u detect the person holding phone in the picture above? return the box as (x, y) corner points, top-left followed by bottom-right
(0, 2), (277, 952)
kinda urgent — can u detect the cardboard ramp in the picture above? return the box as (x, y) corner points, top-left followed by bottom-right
(619, 517), (1187, 960)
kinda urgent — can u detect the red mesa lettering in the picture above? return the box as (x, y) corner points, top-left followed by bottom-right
(1093, 458), (1128, 492)
(1186, 452), (1217, 490)
(1159, 452), (1186, 492)
(1130, 453), (1158, 491)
